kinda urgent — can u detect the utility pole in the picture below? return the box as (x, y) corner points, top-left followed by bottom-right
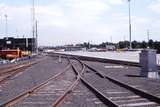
(4, 14), (8, 37)
(128, 0), (132, 50)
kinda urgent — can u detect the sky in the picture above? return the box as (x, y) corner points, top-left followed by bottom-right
(0, 0), (160, 46)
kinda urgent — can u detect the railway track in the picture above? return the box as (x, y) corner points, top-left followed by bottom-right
(0, 58), (44, 85)
(72, 57), (160, 107)
(3, 55), (109, 107)
(1, 56), (82, 107)
(2, 54), (160, 107)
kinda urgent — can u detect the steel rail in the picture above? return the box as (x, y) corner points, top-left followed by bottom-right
(83, 61), (160, 105)
(0, 60), (41, 85)
(52, 78), (80, 107)
(52, 53), (160, 106)
(0, 62), (29, 71)
(52, 56), (85, 107)
(70, 57), (119, 107)
(0, 57), (46, 76)
(39, 54), (119, 107)
(2, 58), (71, 107)
(0, 62), (35, 76)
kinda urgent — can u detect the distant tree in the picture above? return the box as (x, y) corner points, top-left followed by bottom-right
(132, 40), (138, 48)
(118, 41), (130, 49)
(154, 41), (160, 53)
(124, 41), (130, 48)
(83, 42), (89, 49)
(99, 42), (106, 48)
(74, 40), (160, 53)
(118, 41), (125, 48)
(75, 43), (83, 47)
(141, 41), (147, 48)
(148, 39), (154, 49)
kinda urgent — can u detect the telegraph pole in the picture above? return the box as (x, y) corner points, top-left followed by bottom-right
(128, 0), (132, 50)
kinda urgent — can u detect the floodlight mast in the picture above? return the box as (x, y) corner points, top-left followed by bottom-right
(32, 0), (36, 53)
(35, 20), (38, 53)
(128, 0), (132, 50)
(5, 14), (8, 37)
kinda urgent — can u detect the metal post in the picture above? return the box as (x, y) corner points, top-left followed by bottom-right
(59, 55), (62, 63)
(147, 29), (150, 48)
(147, 29), (150, 42)
(4, 14), (8, 37)
(110, 36), (112, 43)
(35, 20), (38, 53)
(128, 0), (132, 50)
(32, 0), (36, 53)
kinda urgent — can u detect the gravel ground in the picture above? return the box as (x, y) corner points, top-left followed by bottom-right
(83, 68), (160, 107)
(63, 82), (107, 107)
(0, 55), (42, 71)
(0, 55), (69, 106)
(83, 61), (160, 97)
(13, 64), (75, 107)
(70, 59), (83, 72)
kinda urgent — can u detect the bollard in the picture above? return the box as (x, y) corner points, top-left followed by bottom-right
(58, 55), (62, 63)
(140, 49), (158, 78)
(158, 59), (160, 65)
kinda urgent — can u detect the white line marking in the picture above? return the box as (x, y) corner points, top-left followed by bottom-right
(22, 102), (48, 105)
(94, 101), (102, 104)
(115, 98), (145, 103)
(105, 66), (124, 69)
(106, 91), (128, 94)
(110, 95), (140, 99)
(121, 102), (156, 107)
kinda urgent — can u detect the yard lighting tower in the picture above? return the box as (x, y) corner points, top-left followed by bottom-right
(128, 0), (132, 50)
(32, 0), (36, 53)
(5, 14), (8, 37)
(35, 20), (38, 53)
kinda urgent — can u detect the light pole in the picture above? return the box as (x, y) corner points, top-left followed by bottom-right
(147, 29), (150, 48)
(35, 20), (38, 53)
(4, 14), (8, 37)
(128, 0), (132, 50)
(147, 29), (150, 42)
(32, 0), (36, 53)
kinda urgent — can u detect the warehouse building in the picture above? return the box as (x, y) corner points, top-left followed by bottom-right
(0, 37), (35, 52)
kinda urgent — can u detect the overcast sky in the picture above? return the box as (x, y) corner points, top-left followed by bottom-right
(0, 0), (160, 46)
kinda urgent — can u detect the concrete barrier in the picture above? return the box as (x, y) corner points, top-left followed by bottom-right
(49, 52), (160, 69)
